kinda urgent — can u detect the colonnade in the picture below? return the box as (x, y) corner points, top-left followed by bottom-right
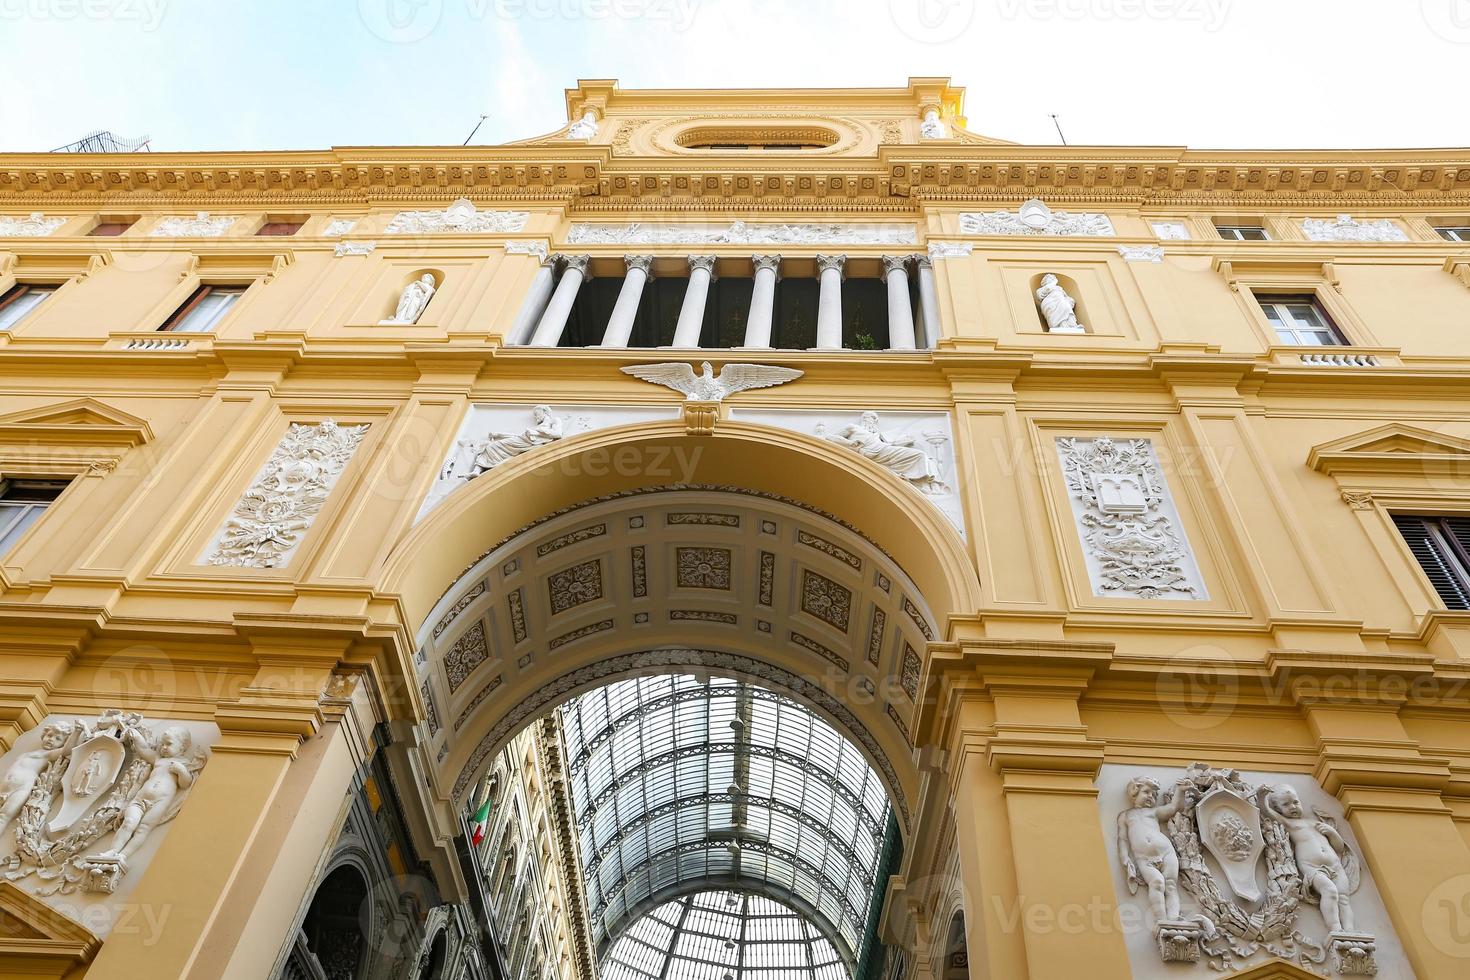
(506, 253), (940, 350)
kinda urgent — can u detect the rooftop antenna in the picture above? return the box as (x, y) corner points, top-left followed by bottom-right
(50, 130), (150, 153)
(1050, 114), (1068, 146)
(462, 114), (489, 146)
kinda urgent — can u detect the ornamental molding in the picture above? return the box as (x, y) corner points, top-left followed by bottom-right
(0, 212), (65, 236)
(926, 240), (973, 259)
(3, 153), (1468, 209)
(959, 198), (1116, 237)
(1301, 215), (1409, 242)
(0, 711), (215, 916)
(204, 419), (368, 568)
(321, 217), (358, 236)
(333, 240), (376, 256)
(504, 240), (549, 261)
(1151, 221), (1191, 240)
(1056, 436), (1206, 600)
(148, 212), (236, 237)
(565, 220), (916, 246)
(1119, 244), (1166, 263)
(385, 197), (529, 234)
(1104, 764), (1404, 977)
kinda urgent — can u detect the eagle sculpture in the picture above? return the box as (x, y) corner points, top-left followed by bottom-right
(620, 362), (803, 401)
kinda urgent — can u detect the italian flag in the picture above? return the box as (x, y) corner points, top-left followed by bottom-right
(470, 799), (492, 847)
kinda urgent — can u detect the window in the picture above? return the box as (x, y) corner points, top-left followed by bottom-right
(1436, 226), (1470, 243)
(1255, 293), (1346, 346)
(1392, 515), (1470, 610)
(160, 284), (246, 333)
(1217, 224), (1269, 241)
(0, 284), (57, 330)
(0, 479), (68, 553)
(89, 219), (135, 237)
(256, 221), (304, 237)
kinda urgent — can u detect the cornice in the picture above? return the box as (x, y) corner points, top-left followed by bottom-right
(1, 144), (1466, 208)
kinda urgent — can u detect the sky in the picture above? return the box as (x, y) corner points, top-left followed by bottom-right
(1, 0), (1467, 153)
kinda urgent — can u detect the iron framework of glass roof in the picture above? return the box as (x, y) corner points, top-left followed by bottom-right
(602, 891), (848, 980)
(558, 674), (894, 973)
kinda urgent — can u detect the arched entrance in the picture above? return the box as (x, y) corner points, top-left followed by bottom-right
(377, 423), (980, 977)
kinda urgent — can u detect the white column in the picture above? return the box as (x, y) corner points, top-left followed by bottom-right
(815, 253), (845, 350)
(505, 254), (557, 346)
(527, 254), (590, 347)
(915, 255), (941, 349)
(600, 255), (653, 347)
(883, 255), (917, 350)
(671, 255), (716, 348)
(744, 254), (780, 348)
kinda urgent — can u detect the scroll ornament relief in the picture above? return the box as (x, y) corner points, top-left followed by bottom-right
(959, 198), (1116, 237)
(386, 198), (529, 234)
(0, 711), (209, 895)
(206, 419), (368, 568)
(148, 212), (237, 237)
(1056, 437), (1204, 600)
(0, 212), (66, 236)
(1302, 216), (1408, 243)
(1117, 764), (1377, 975)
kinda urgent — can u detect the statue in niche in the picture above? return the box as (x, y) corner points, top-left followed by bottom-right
(1117, 775), (1192, 924)
(1260, 785), (1362, 934)
(823, 412), (948, 495)
(98, 726), (206, 863)
(381, 273), (437, 325)
(442, 405), (565, 482)
(1035, 273), (1086, 334)
(0, 720), (74, 834)
(567, 110), (599, 139)
(920, 108), (947, 139)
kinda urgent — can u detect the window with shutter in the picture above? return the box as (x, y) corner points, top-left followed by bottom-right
(1391, 514), (1470, 610)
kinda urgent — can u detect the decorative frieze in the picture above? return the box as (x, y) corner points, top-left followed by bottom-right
(0, 212), (65, 236)
(959, 198), (1115, 237)
(1302, 215), (1408, 242)
(1104, 764), (1401, 977)
(204, 419), (368, 568)
(333, 240), (376, 256)
(0, 711), (214, 904)
(148, 212), (236, 237)
(1056, 436), (1206, 600)
(385, 197), (529, 234)
(566, 220), (917, 246)
(504, 240), (549, 261)
(322, 218), (358, 236)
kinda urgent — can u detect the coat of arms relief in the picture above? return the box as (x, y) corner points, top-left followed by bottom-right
(1112, 764), (1396, 977)
(0, 710), (210, 898)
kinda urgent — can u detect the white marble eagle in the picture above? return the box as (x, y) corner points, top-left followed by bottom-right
(620, 361), (803, 401)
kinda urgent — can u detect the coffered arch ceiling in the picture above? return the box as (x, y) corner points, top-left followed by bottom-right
(414, 487), (939, 834)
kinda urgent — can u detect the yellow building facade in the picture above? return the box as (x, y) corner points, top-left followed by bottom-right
(0, 78), (1469, 980)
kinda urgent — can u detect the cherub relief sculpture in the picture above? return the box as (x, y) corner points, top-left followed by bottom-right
(0, 720), (73, 835)
(1260, 785), (1362, 935)
(1118, 775), (1191, 924)
(0, 711), (210, 895)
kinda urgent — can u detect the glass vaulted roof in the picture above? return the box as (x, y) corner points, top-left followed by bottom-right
(602, 891), (848, 980)
(558, 675), (893, 971)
